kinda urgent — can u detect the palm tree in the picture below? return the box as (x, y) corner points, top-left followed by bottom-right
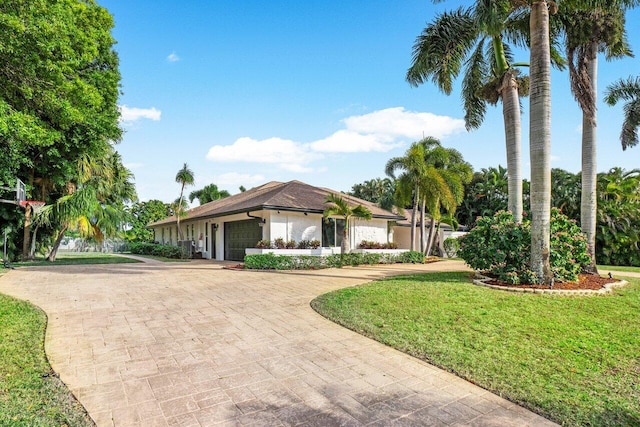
(189, 183), (230, 205)
(407, 2), (535, 222)
(605, 76), (640, 150)
(529, 0), (553, 284)
(323, 193), (372, 254)
(175, 163), (194, 240)
(36, 150), (137, 261)
(385, 141), (429, 251)
(558, 2), (632, 271)
(421, 144), (473, 255)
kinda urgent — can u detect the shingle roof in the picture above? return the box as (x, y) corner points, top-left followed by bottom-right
(148, 180), (405, 227)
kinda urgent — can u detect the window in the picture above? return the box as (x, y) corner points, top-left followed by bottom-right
(205, 222), (209, 251)
(161, 228), (165, 243)
(322, 218), (345, 247)
(191, 224), (195, 240)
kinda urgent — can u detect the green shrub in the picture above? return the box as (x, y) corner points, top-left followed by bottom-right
(244, 250), (422, 270)
(459, 209), (590, 283)
(129, 242), (188, 259)
(397, 251), (425, 264)
(255, 239), (272, 249)
(443, 237), (461, 258)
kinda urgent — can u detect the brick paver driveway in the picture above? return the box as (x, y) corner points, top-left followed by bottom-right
(0, 259), (556, 426)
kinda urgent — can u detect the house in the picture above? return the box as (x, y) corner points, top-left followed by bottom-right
(148, 180), (405, 261)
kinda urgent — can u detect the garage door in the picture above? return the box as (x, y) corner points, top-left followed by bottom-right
(224, 219), (262, 261)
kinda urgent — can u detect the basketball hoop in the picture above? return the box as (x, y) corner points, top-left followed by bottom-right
(19, 200), (46, 214)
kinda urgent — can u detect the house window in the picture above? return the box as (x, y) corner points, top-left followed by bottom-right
(161, 228), (165, 243)
(191, 224), (195, 240)
(322, 218), (345, 247)
(169, 227), (173, 244)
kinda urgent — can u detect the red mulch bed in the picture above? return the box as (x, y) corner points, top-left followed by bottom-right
(484, 273), (618, 290)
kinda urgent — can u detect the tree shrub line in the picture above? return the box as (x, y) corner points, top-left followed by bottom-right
(244, 251), (425, 270)
(128, 242), (189, 259)
(459, 209), (591, 284)
(255, 239), (321, 249)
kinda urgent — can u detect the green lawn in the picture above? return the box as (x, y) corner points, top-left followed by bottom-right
(312, 272), (640, 426)
(0, 293), (94, 426)
(12, 252), (141, 267)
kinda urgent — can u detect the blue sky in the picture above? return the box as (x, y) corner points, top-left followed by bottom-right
(100, 0), (640, 204)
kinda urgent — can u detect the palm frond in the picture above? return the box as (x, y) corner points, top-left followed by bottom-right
(462, 40), (489, 129)
(406, 7), (479, 94)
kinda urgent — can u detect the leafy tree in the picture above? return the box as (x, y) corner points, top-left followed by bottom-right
(596, 168), (640, 266)
(323, 193), (372, 254)
(0, 0), (123, 259)
(605, 76), (640, 150)
(348, 178), (396, 211)
(174, 163), (194, 240)
(188, 183), (230, 205)
(406, 1), (550, 222)
(126, 200), (170, 242)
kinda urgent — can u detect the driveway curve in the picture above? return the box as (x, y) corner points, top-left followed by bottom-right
(0, 259), (556, 426)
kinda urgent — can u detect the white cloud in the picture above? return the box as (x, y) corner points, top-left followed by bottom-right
(310, 130), (398, 153)
(167, 52), (180, 62)
(119, 105), (161, 122)
(205, 107), (465, 170)
(342, 107), (465, 141)
(206, 137), (322, 171)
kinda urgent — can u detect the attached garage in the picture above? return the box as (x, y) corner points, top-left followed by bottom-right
(224, 219), (262, 261)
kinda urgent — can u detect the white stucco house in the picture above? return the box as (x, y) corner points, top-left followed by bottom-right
(148, 180), (405, 261)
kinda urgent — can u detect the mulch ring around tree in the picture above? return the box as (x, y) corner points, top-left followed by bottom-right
(475, 273), (628, 295)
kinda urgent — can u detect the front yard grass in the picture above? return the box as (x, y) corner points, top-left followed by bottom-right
(12, 252), (141, 267)
(311, 272), (640, 426)
(599, 264), (640, 274)
(0, 293), (94, 426)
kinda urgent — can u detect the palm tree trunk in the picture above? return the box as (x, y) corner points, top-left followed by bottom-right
(581, 43), (598, 272)
(47, 224), (68, 262)
(529, 0), (553, 284)
(410, 189), (419, 251)
(425, 217), (436, 256)
(29, 224), (39, 259)
(342, 222), (350, 254)
(420, 199), (426, 253)
(501, 71), (523, 223)
(177, 183), (185, 241)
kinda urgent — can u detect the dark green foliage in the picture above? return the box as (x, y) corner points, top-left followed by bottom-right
(443, 237), (461, 258)
(348, 178), (396, 211)
(129, 242), (188, 259)
(460, 209), (590, 283)
(396, 251), (426, 264)
(125, 200), (170, 242)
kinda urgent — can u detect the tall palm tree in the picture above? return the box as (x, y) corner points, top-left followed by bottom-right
(385, 141), (429, 251)
(605, 76), (640, 149)
(175, 163), (194, 240)
(529, 0), (553, 284)
(323, 193), (372, 254)
(407, 2), (536, 222)
(421, 144), (473, 255)
(558, 2), (632, 271)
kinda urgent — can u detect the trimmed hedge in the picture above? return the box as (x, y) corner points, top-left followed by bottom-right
(243, 251), (425, 270)
(128, 242), (189, 259)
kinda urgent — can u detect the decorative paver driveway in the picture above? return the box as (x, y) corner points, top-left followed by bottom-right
(0, 260), (557, 426)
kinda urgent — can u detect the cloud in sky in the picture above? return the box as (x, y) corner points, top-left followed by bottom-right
(167, 52), (180, 62)
(205, 107), (464, 171)
(119, 105), (161, 122)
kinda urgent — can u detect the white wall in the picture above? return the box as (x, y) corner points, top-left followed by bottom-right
(268, 212), (321, 243)
(351, 218), (388, 248)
